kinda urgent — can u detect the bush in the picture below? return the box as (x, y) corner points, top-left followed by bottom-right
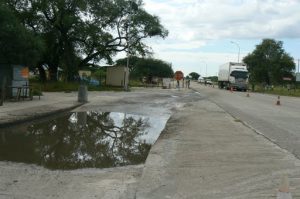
(31, 88), (43, 96)
(42, 81), (80, 92)
(129, 80), (144, 87)
(30, 80), (124, 92)
(253, 84), (300, 97)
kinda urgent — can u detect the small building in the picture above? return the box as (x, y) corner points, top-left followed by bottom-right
(79, 70), (92, 79)
(106, 66), (129, 87)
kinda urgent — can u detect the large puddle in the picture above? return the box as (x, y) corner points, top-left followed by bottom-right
(0, 111), (168, 170)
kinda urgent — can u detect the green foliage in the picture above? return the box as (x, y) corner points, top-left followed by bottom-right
(41, 81), (80, 92)
(31, 81), (123, 92)
(206, 76), (218, 82)
(5, 0), (168, 81)
(243, 39), (295, 85)
(253, 84), (300, 97)
(92, 68), (106, 84)
(0, 2), (44, 65)
(88, 85), (124, 92)
(189, 72), (200, 80)
(115, 56), (141, 71)
(129, 79), (144, 87)
(31, 88), (43, 96)
(116, 56), (174, 79)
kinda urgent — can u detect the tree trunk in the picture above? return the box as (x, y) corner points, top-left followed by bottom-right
(63, 40), (78, 82)
(49, 65), (58, 81)
(37, 65), (47, 82)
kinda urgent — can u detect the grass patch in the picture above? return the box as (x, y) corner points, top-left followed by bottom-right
(31, 88), (43, 96)
(253, 85), (300, 97)
(29, 80), (124, 92)
(129, 80), (144, 87)
(43, 81), (80, 92)
(88, 85), (124, 91)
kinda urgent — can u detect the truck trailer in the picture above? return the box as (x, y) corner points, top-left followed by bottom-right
(218, 62), (248, 91)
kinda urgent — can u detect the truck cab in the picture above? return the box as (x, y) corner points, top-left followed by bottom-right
(218, 62), (248, 91)
(229, 66), (248, 91)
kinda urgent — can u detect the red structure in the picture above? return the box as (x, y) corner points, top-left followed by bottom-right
(174, 71), (184, 81)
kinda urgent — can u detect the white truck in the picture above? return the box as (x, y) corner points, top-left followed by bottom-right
(218, 62), (248, 91)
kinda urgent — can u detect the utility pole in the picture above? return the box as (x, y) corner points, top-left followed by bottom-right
(230, 41), (240, 63)
(201, 61), (207, 78)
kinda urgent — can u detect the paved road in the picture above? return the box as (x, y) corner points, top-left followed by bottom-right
(2, 87), (300, 198)
(136, 86), (300, 198)
(192, 82), (300, 159)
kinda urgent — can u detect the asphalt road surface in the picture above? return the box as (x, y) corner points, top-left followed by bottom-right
(193, 82), (300, 159)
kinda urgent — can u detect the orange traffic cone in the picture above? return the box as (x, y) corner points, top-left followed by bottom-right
(276, 96), (281, 105)
(277, 176), (292, 199)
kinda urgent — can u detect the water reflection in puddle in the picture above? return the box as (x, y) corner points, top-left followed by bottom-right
(0, 112), (168, 170)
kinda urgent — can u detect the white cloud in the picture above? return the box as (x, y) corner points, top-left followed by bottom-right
(138, 0), (300, 76)
(144, 0), (300, 40)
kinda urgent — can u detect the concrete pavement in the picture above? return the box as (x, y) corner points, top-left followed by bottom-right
(136, 84), (300, 198)
(0, 92), (82, 127)
(1, 87), (300, 198)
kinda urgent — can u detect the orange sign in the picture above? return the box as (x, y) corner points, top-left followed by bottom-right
(174, 71), (184, 81)
(21, 67), (29, 79)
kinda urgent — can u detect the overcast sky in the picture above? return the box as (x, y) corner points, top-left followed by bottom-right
(142, 0), (300, 77)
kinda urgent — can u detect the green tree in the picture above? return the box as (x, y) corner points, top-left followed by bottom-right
(206, 76), (218, 82)
(0, 2), (44, 66)
(243, 39), (295, 86)
(115, 56), (141, 71)
(92, 69), (106, 85)
(116, 56), (174, 79)
(6, 0), (168, 81)
(189, 72), (200, 80)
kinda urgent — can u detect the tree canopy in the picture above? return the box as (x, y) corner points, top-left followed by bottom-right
(116, 56), (174, 79)
(0, 2), (44, 65)
(189, 72), (200, 80)
(3, 0), (168, 81)
(243, 39), (295, 85)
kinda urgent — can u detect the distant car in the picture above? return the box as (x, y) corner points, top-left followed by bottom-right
(205, 79), (213, 85)
(198, 78), (205, 83)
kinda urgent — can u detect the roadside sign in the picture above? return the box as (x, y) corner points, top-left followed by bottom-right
(174, 71), (184, 81)
(13, 65), (29, 81)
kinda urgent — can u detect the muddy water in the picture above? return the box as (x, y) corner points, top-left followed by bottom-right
(0, 111), (168, 170)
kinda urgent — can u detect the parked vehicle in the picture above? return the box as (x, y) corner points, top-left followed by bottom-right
(205, 79), (213, 85)
(218, 62), (248, 91)
(198, 77), (205, 83)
